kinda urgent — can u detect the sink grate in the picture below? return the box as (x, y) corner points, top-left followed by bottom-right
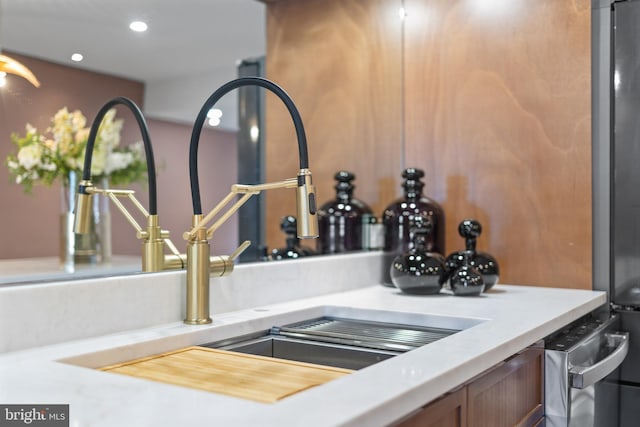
(272, 317), (460, 353)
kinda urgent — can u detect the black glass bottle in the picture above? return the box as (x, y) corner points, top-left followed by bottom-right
(317, 171), (373, 254)
(449, 251), (485, 296)
(270, 215), (316, 260)
(381, 168), (445, 284)
(390, 216), (446, 295)
(444, 219), (499, 291)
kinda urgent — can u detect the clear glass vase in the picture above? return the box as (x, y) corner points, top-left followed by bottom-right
(59, 171), (111, 272)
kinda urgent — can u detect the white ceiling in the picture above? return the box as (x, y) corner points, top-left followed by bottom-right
(1, 0), (266, 129)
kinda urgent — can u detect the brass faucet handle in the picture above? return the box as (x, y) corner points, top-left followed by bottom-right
(136, 228), (170, 240)
(230, 240), (251, 261)
(209, 241), (251, 277)
(157, 234), (187, 271)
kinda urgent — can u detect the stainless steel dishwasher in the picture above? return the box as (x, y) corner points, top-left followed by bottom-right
(545, 311), (629, 427)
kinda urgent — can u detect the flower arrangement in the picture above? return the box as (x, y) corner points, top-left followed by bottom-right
(6, 107), (146, 193)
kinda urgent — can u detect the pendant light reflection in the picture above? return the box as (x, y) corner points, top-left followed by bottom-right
(0, 54), (40, 87)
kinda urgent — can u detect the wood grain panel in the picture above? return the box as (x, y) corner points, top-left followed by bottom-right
(403, 0), (592, 288)
(264, 0), (404, 251)
(466, 346), (544, 427)
(264, 0), (592, 288)
(395, 386), (466, 427)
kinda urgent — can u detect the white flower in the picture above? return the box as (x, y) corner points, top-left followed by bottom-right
(91, 144), (108, 176)
(97, 109), (123, 150)
(16, 144), (43, 170)
(25, 123), (38, 136)
(130, 141), (144, 156)
(7, 106), (143, 191)
(105, 151), (134, 174)
(41, 162), (57, 172)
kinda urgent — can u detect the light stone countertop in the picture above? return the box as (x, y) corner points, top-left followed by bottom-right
(0, 269), (605, 427)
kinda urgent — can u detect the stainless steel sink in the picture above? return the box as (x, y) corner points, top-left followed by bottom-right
(204, 334), (398, 370)
(201, 316), (462, 370)
(60, 306), (486, 372)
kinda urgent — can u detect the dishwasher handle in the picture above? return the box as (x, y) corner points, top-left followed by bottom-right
(569, 332), (629, 389)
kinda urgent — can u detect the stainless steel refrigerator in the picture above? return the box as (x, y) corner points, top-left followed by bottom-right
(593, 1), (640, 425)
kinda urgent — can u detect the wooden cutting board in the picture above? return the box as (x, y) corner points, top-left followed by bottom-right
(99, 346), (352, 403)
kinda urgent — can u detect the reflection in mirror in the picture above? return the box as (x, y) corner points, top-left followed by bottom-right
(0, 1), (265, 285)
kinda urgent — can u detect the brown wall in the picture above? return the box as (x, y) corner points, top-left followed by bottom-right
(264, 0), (592, 289)
(0, 52), (238, 260)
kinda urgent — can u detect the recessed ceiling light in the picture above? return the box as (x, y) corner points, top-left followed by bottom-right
(71, 53), (84, 62)
(129, 21), (148, 32)
(207, 109), (223, 127)
(207, 108), (223, 119)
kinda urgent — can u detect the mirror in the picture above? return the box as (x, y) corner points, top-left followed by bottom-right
(1, 0), (266, 129)
(0, 0), (266, 284)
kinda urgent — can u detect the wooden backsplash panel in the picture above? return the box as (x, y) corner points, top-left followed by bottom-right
(264, 0), (403, 250)
(264, 0), (592, 288)
(403, 0), (592, 288)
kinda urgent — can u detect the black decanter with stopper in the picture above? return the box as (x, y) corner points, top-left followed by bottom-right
(381, 168), (445, 285)
(444, 219), (499, 293)
(317, 171), (373, 254)
(390, 215), (446, 294)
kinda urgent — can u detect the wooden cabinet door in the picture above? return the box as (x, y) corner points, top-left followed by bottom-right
(466, 346), (544, 427)
(395, 387), (467, 427)
(393, 344), (543, 427)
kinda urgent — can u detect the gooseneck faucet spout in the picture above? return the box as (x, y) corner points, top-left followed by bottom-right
(184, 77), (319, 325)
(189, 76), (317, 238)
(74, 97), (185, 272)
(78, 97), (158, 216)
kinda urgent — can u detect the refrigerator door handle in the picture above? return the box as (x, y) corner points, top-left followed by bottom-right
(569, 332), (629, 389)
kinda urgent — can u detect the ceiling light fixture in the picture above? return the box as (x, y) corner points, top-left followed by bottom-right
(129, 21), (148, 32)
(71, 53), (84, 62)
(0, 54), (40, 87)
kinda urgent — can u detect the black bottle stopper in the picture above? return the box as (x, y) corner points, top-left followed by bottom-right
(270, 215), (315, 260)
(402, 168), (426, 200)
(389, 215), (446, 295)
(335, 170), (355, 202)
(445, 219), (499, 292)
